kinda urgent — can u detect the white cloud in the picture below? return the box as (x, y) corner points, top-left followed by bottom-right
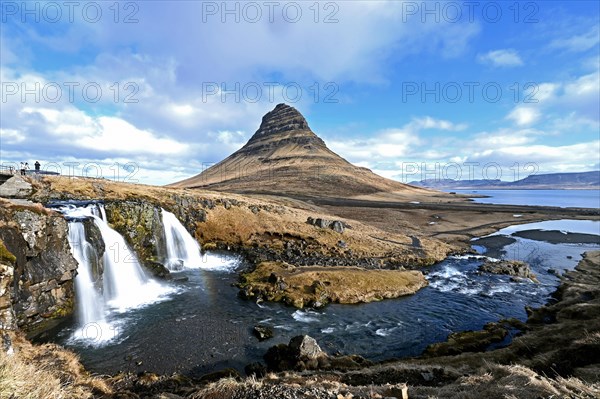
(409, 117), (468, 131)
(19, 106), (187, 155)
(328, 117), (464, 162)
(0, 129), (26, 144)
(80, 117), (188, 155)
(506, 107), (542, 126)
(170, 104), (196, 117)
(12, 2), (480, 85)
(550, 26), (600, 53)
(477, 49), (524, 67)
(474, 129), (541, 147)
(469, 141), (600, 167)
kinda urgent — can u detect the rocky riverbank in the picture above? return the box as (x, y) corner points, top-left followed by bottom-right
(0, 199), (77, 331)
(2, 250), (594, 398)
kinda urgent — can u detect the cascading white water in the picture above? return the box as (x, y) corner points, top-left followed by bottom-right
(64, 205), (116, 344)
(161, 208), (238, 271)
(67, 222), (106, 326)
(90, 203), (107, 221)
(94, 216), (169, 311)
(61, 203), (173, 343)
(161, 208), (204, 270)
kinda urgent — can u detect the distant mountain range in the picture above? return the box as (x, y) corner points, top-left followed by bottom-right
(409, 171), (600, 190)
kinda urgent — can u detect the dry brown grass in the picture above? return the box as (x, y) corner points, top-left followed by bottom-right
(412, 364), (600, 399)
(197, 203), (450, 264)
(241, 261), (428, 308)
(190, 363), (599, 399)
(0, 332), (111, 399)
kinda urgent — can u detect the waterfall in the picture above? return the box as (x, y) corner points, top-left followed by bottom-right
(90, 203), (107, 221)
(93, 215), (169, 312)
(67, 222), (106, 326)
(60, 203), (173, 343)
(161, 208), (239, 271)
(161, 208), (204, 270)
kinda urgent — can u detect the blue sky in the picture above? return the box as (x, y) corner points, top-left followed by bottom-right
(1, 0), (598, 185)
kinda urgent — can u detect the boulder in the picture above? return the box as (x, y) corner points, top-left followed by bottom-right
(264, 335), (372, 372)
(289, 335), (326, 361)
(306, 217), (346, 234)
(479, 259), (538, 282)
(331, 221), (345, 233)
(253, 325), (274, 341)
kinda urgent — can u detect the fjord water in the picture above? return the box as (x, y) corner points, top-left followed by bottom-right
(43, 208), (600, 376)
(456, 189), (600, 208)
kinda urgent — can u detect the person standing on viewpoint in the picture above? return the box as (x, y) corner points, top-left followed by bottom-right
(19, 162), (25, 176)
(34, 161), (40, 173)
(23, 162), (29, 175)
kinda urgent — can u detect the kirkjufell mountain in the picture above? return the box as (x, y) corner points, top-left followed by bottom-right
(171, 104), (431, 198)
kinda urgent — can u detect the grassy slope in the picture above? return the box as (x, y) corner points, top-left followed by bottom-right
(239, 261), (428, 308)
(0, 332), (111, 399)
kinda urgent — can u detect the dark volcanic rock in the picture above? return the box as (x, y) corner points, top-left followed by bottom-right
(82, 218), (105, 283)
(423, 320), (525, 357)
(198, 368), (241, 383)
(479, 259), (538, 282)
(306, 216), (346, 233)
(244, 362), (267, 378)
(264, 335), (372, 372)
(253, 325), (274, 341)
(0, 206), (78, 330)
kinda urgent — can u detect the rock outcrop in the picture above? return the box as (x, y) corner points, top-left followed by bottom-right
(104, 200), (168, 266)
(306, 216), (347, 233)
(0, 240), (17, 330)
(0, 176), (33, 199)
(102, 198), (210, 273)
(478, 259), (538, 282)
(264, 335), (372, 372)
(0, 202), (77, 330)
(239, 261), (428, 308)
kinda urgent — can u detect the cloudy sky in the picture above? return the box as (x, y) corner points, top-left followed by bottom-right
(1, 0), (598, 185)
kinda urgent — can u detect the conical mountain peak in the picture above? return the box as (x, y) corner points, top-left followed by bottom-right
(171, 104), (429, 198)
(253, 103), (310, 138)
(240, 104), (327, 154)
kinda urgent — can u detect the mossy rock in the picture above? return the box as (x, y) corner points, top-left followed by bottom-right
(0, 239), (17, 265)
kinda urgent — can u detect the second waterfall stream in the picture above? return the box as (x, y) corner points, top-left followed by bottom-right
(161, 208), (239, 271)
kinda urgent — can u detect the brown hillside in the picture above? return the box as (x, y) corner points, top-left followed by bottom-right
(170, 104), (433, 198)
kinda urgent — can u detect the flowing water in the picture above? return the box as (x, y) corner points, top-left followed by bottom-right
(57, 203), (174, 344)
(39, 204), (600, 377)
(161, 208), (205, 270)
(67, 222), (107, 337)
